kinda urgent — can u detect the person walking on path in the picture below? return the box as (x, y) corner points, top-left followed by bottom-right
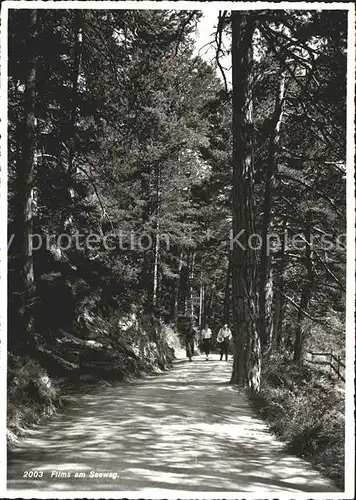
(184, 324), (196, 361)
(217, 323), (232, 361)
(201, 324), (212, 360)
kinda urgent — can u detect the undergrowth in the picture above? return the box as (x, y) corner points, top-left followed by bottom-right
(8, 316), (180, 449)
(250, 352), (345, 489)
(7, 354), (62, 448)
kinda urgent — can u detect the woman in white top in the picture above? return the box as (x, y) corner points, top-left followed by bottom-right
(201, 324), (212, 360)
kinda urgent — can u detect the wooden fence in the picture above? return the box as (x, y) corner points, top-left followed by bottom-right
(306, 351), (345, 382)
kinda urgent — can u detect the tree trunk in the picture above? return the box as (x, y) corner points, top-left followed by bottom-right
(183, 252), (190, 316)
(68, 9), (83, 176)
(62, 10), (84, 232)
(15, 10), (38, 296)
(273, 289), (283, 346)
(223, 253), (232, 323)
(141, 169), (153, 309)
(230, 12), (261, 392)
(189, 252), (195, 322)
(294, 210), (314, 361)
(152, 219), (159, 308)
(273, 221), (287, 347)
(11, 10), (38, 344)
(258, 73), (286, 351)
(199, 270), (204, 331)
(173, 249), (184, 326)
(152, 164), (161, 308)
(203, 284), (214, 326)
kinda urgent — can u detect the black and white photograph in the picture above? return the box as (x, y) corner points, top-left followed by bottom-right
(1, 1), (354, 497)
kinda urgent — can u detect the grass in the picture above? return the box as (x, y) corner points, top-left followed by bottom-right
(250, 351), (345, 490)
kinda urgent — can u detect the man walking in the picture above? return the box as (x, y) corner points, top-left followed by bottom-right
(184, 324), (196, 361)
(201, 324), (212, 360)
(217, 323), (232, 361)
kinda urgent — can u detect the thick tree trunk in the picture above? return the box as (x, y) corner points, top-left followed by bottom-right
(258, 74), (286, 351)
(11, 10), (38, 345)
(230, 12), (261, 392)
(294, 210), (314, 361)
(15, 10), (38, 296)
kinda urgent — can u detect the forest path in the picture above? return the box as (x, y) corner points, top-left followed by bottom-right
(7, 354), (338, 493)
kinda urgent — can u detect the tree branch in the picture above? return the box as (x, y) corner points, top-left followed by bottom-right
(174, 11), (199, 56)
(281, 292), (340, 331)
(215, 10), (228, 94)
(277, 173), (343, 219)
(75, 165), (115, 232)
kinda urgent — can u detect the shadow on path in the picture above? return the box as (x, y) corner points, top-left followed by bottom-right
(7, 354), (339, 492)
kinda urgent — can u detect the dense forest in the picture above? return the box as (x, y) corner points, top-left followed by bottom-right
(7, 7), (347, 488)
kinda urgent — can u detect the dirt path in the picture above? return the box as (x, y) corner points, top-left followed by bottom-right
(7, 354), (339, 493)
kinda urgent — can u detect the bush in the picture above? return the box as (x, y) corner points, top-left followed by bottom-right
(251, 352), (344, 489)
(7, 354), (61, 447)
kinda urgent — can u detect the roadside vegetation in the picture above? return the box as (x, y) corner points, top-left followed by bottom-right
(250, 352), (344, 489)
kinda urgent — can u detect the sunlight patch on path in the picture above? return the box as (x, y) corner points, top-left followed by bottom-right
(7, 354), (339, 492)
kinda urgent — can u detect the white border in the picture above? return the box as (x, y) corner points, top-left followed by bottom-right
(1, 1), (354, 9)
(344, 2), (355, 497)
(0, 0), (9, 496)
(0, 2), (354, 499)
